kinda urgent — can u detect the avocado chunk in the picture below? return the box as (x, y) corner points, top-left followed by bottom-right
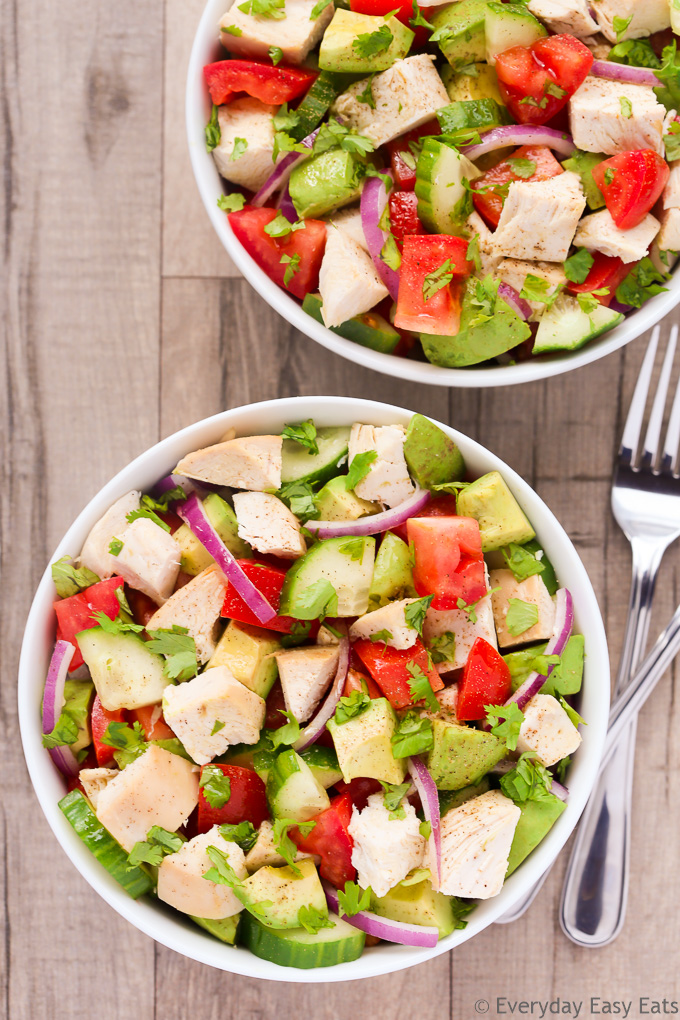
(505, 635), (585, 698)
(403, 413), (466, 489)
(173, 492), (252, 575)
(190, 914), (240, 944)
(426, 718), (505, 790)
(370, 878), (458, 938)
(319, 9), (414, 73)
(208, 620), (281, 699)
(240, 859), (328, 929)
(368, 531), (417, 609)
(302, 293), (400, 354)
(456, 470), (535, 551)
(327, 697), (406, 785)
(289, 149), (365, 219)
(430, 0), (490, 67)
(60, 679), (95, 754)
(439, 777), (490, 816)
(437, 98), (510, 140)
(315, 474), (381, 522)
(506, 794), (566, 876)
(441, 62), (504, 105)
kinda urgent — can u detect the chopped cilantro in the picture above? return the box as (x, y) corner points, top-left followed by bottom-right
(280, 251), (301, 287)
(619, 96), (633, 119)
(615, 256), (669, 308)
(127, 826), (185, 869)
(51, 557), (100, 599)
(264, 212), (304, 238)
(338, 537), (367, 561)
(428, 630), (456, 665)
(218, 193), (245, 216)
(609, 38), (660, 69)
(310, 0), (332, 16)
(292, 578), (338, 620)
(146, 625), (199, 682)
(333, 690), (371, 725)
(558, 695), (586, 729)
(506, 157), (536, 179)
(346, 450), (377, 490)
(485, 702), (525, 751)
(391, 711), (434, 758)
(337, 880), (371, 917)
(273, 817), (315, 875)
(231, 137), (248, 161)
(92, 611), (145, 636)
(410, 0), (434, 29)
(270, 709), (301, 750)
(563, 247), (594, 285)
(654, 42), (680, 112)
(422, 259), (454, 302)
(380, 780), (412, 818)
(612, 14), (632, 42)
(406, 662), (438, 711)
(502, 542), (545, 582)
(219, 821), (258, 852)
(281, 418), (318, 454)
(500, 752), (553, 804)
(211, 719), (226, 735)
(126, 506), (171, 532)
(298, 904), (333, 933)
(269, 45), (283, 64)
(404, 595), (434, 638)
(665, 121), (680, 161)
(205, 104), (221, 153)
(357, 74), (376, 108)
(352, 24), (393, 59)
(237, 0), (286, 16)
(278, 479), (319, 520)
(101, 720), (147, 767)
(505, 598), (539, 637)
(199, 766), (232, 809)
(369, 628), (393, 644)
(108, 538), (123, 556)
(466, 233), (481, 274)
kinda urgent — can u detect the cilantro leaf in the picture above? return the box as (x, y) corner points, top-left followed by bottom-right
(502, 542), (545, 583)
(406, 662), (438, 711)
(146, 625), (199, 682)
(337, 880), (372, 917)
(520, 274), (550, 303)
(404, 595), (434, 638)
(237, 0), (286, 17)
(221, 24), (243, 35)
(333, 690), (371, 725)
(506, 598), (539, 637)
(665, 121), (680, 161)
(269, 45), (283, 64)
(231, 137), (248, 161)
(272, 817), (315, 876)
(356, 74), (376, 108)
(298, 904), (333, 933)
(612, 14), (632, 42)
(271, 709), (301, 750)
(485, 702), (525, 751)
(466, 233), (481, 274)
(505, 157), (536, 179)
(126, 506), (171, 532)
(92, 611), (145, 636)
(199, 766), (232, 809)
(218, 192), (245, 215)
(609, 38), (660, 69)
(204, 845), (245, 890)
(281, 418), (319, 455)
(369, 628), (393, 644)
(419, 821), (432, 840)
(615, 256), (669, 308)
(558, 695), (586, 729)
(115, 586), (132, 615)
(563, 247), (594, 285)
(391, 711), (434, 758)
(280, 252), (301, 287)
(423, 259), (454, 302)
(380, 780), (412, 818)
(428, 630), (456, 665)
(381, 231), (402, 271)
(346, 450), (377, 490)
(278, 479), (319, 520)
(654, 42), (680, 112)
(219, 821), (258, 852)
(455, 589), (497, 625)
(280, 620), (313, 648)
(338, 537), (366, 561)
(108, 538), (123, 556)
(410, 0), (434, 29)
(264, 212), (304, 239)
(556, 754), (572, 784)
(619, 96), (632, 119)
(604, 167), (616, 186)
(292, 577), (338, 620)
(352, 24), (393, 59)
(42, 711), (80, 749)
(212, 719), (226, 735)
(127, 826), (185, 869)
(102, 720), (147, 767)
(205, 104), (221, 153)
(51, 557), (100, 599)
(140, 488), (187, 513)
(451, 897), (475, 929)
(310, 0), (332, 16)
(500, 752), (553, 804)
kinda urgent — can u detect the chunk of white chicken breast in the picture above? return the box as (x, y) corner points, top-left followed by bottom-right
(437, 790), (520, 899)
(79, 768), (119, 810)
(573, 208), (660, 263)
(496, 258), (568, 321)
(219, 0), (334, 65)
(245, 819), (316, 873)
(158, 827), (247, 919)
(348, 792), (426, 898)
(274, 645), (339, 722)
(516, 693), (583, 767)
(332, 55), (449, 148)
(233, 491), (306, 560)
(145, 564), (227, 663)
(349, 598), (423, 650)
(95, 745), (199, 852)
(79, 490), (141, 579)
(466, 210), (502, 278)
(423, 594), (497, 672)
(163, 666), (266, 765)
(175, 434), (283, 490)
(113, 517), (181, 604)
(212, 98), (276, 191)
(657, 208), (680, 254)
(489, 569), (556, 649)
(590, 0), (670, 42)
(569, 77), (666, 156)
(318, 226), (388, 329)
(663, 166), (680, 210)
(527, 0), (597, 35)
(419, 683), (459, 725)
(348, 424), (414, 508)
(491, 173), (586, 263)
(325, 205), (368, 251)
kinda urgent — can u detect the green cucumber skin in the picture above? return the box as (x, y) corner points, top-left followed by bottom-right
(280, 424), (352, 486)
(239, 911), (366, 969)
(291, 72), (360, 141)
(59, 789), (154, 899)
(302, 294), (400, 354)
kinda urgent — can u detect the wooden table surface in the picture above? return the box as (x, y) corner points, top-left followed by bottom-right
(3, 0), (680, 1015)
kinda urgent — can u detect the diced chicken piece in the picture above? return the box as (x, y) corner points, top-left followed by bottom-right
(95, 745), (199, 852)
(114, 517), (181, 605)
(158, 826), (247, 919)
(489, 569), (556, 649)
(145, 564), (227, 663)
(491, 173), (586, 263)
(79, 768), (119, 810)
(163, 665), (265, 766)
(317, 624), (341, 646)
(332, 55), (449, 148)
(516, 693), (583, 767)
(274, 645), (339, 722)
(420, 683), (459, 725)
(665, 168), (680, 208)
(348, 424), (414, 508)
(245, 819), (315, 872)
(325, 205), (368, 251)
(657, 208), (680, 254)
(175, 435), (283, 491)
(466, 210), (502, 278)
(569, 77), (666, 156)
(233, 491), (306, 560)
(79, 491), (141, 579)
(649, 240), (679, 274)
(423, 594), (497, 673)
(350, 598), (422, 651)
(437, 790), (520, 899)
(219, 0), (334, 65)
(319, 226), (388, 329)
(212, 98), (276, 191)
(527, 0), (597, 36)
(583, 34), (612, 60)
(348, 792), (426, 898)
(496, 259), (568, 321)
(573, 208), (660, 263)
(590, 0), (670, 42)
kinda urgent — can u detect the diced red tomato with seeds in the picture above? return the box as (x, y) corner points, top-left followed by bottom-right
(203, 59), (317, 107)
(228, 207), (327, 300)
(221, 561), (313, 635)
(566, 250), (633, 306)
(472, 145), (564, 228)
(197, 764), (269, 833)
(407, 515), (486, 608)
(456, 638), (512, 722)
(353, 637), (444, 710)
(129, 705), (175, 741)
(394, 235), (471, 335)
(386, 120), (441, 190)
(391, 494), (460, 543)
(55, 576), (125, 671)
(591, 150), (670, 230)
(344, 667), (382, 700)
(388, 191), (422, 245)
(291, 792), (356, 888)
(495, 34), (593, 126)
(90, 695), (126, 767)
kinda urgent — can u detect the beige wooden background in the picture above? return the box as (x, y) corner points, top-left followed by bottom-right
(3, 0), (680, 1015)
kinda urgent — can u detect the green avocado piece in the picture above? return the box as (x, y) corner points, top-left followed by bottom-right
(506, 635), (585, 698)
(208, 620), (281, 699)
(426, 718), (505, 790)
(403, 413), (466, 490)
(368, 531), (417, 609)
(319, 9), (414, 73)
(456, 470), (535, 551)
(430, 0), (490, 67)
(437, 98), (510, 139)
(522, 539), (558, 595)
(562, 150), (607, 210)
(241, 859), (327, 929)
(439, 777), (490, 816)
(173, 492), (252, 575)
(327, 697), (406, 784)
(441, 62), (504, 105)
(316, 474), (381, 522)
(302, 293), (400, 354)
(190, 914), (240, 944)
(370, 878), (457, 938)
(289, 148), (365, 219)
(506, 794), (567, 876)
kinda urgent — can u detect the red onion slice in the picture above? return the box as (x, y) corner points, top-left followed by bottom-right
(251, 127), (320, 208)
(323, 881), (439, 947)
(462, 125), (576, 161)
(591, 60), (660, 87)
(551, 779), (569, 802)
(360, 172), (400, 301)
(178, 493), (277, 624)
(407, 756), (442, 889)
(498, 282), (532, 321)
(293, 633), (349, 751)
(305, 485), (431, 539)
(153, 473), (200, 499)
(278, 185), (298, 224)
(505, 588), (575, 712)
(42, 640), (79, 777)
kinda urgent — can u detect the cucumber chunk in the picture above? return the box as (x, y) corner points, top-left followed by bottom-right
(290, 71), (361, 141)
(190, 914), (240, 944)
(281, 425), (351, 486)
(415, 137), (482, 235)
(300, 744), (344, 789)
(266, 748), (331, 822)
(280, 535), (376, 618)
(484, 3), (547, 64)
(76, 627), (170, 712)
(533, 294), (623, 355)
(430, 0), (489, 67)
(239, 910), (366, 968)
(302, 294), (400, 354)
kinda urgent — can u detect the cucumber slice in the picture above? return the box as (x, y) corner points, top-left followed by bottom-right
(239, 910), (365, 968)
(533, 294), (623, 355)
(415, 137), (482, 235)
(59, 789), (154, 898)
(437, 98), (510, 139)
(300, 744), (344, 789)
(484, 3), (547, 64)
(279, 535), (376, 618)
(281, 425), (351, 486)
(76, 627), (170, 712)
(302, 293), (400, 354)
(190, 914), (240, 944)
(290, 71), (359, 141)
(266, 748), (331, 821)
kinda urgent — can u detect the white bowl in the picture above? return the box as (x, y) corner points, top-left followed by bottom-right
(19, 396), (609, 982)
(186, 1), (680, 388)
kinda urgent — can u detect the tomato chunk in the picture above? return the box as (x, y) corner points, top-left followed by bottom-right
(391, 493), (459, 543)
(197, 764), (269, 833)
(333, 776), (383, 810)
(591, 150), (670, 230)
(90, 695), (126, 767)
(566, 250), (633, 306)
(344, 667), (382, 700)
(350, 0), (435, 44)
(203, 59), (317, 107)
(386, 120), (441, 190)
(353, 637), (444, 710)
(129, 705), (175, 741)
(55, 576), (125, 671)
(495, 34), (593, 126)
(407, 516), (486, 608)
(291, 792), (356, 888)
(389, 191), (422, 245)
(394, 235), (471, 335)
(221, 561), (305, 635)
(457, 638), (512, 722)
(472, 145), (564, 228)
(228, 207), (327, 300)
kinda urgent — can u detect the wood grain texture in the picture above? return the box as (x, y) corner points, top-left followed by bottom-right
(3, 0), (680, 1013)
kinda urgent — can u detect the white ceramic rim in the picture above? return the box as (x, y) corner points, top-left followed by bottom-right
(19, 396), (610, 982)
(185, 0), (680, 388)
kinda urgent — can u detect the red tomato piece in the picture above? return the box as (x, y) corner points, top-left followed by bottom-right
(344, 667), (382, 700)
(472, 145), (564, 228)
(566, 250), (633, 306)
(591, 150), (670, 230)
(391, 494), (459, 543)
(333, 776), (383, 811)
(457, 638), (512, 722)
(129, 704), (175, 741)
(221, 561), (301, 634)
(55, 576), (125, 671)
(386, 120), (441, 190)
(407, 516), (486, 609)
(90, 695), (126, 767)
(228, 207), (327, 300)
(495, 34), (593, 126)
(126, 587), (159, 627)
(197, 764), (269, 833)
(203, 59), (317, 107)
(264, 678), (289, 729)
(353, 637), (444, 710)
(389, 191), (422, 245)
(349, 0), (436, 43)
(394, 235), (471, 335)
(291, 793), (356, 888)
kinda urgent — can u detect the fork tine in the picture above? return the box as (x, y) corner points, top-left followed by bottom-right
(661, 324), (680, 474)
(619, 326), (660, 467)
(640, 326), (677, 470)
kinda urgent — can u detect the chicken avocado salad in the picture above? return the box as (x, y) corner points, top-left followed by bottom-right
(44, 415), (585, 968)
(202, 0), (680, 369)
